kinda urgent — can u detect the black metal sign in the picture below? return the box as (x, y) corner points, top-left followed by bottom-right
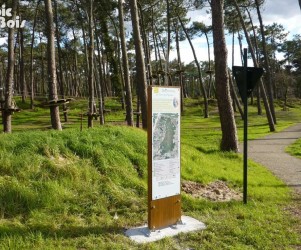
(232, 66), (264, 101)
(232, 49), (264, 204)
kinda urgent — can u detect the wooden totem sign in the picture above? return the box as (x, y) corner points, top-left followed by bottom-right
(147, 86), (181, 230)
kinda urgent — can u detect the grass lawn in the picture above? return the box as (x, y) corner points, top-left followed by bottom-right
(287, 140), (301, 158)
(0, 97), (300, 249)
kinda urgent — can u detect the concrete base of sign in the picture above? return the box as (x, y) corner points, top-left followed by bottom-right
(125, 216), (206, 243)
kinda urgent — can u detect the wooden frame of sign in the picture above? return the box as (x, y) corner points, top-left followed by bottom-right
(147, 86), (181, 230)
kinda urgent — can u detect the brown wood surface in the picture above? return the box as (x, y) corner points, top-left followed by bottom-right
(148, 195), (181, 229)
(147, 86), (181, 230)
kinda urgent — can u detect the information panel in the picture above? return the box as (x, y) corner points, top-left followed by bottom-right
(151, 87), (181, 200)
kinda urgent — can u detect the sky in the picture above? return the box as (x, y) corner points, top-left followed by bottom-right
(171, 0), (301, 66)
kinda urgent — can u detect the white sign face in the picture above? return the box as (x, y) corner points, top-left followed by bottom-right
(151, 87), (181, 200)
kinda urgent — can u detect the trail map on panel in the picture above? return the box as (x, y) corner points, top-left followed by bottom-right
(152, 113), (179, 160)
(151, 87), (181, 200)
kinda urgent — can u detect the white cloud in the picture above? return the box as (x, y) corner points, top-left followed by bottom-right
(188, 8), (211, 26)
(169, 37), (246, 68)
(169, 42), (210, 65)
(262, 0), (300, 19)
(0, 37), (6, 44)
(261, 0), (301, 38)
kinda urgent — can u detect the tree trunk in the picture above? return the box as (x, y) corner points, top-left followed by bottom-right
(119, 0), (134, 126)
(232, 0), (275, 132)
(87, 0), (95, 128)
(211, 0), (238, 152)
(95, 29), (106, 122)
(14, 37), (19, 94)
(246, 7), (260, 62)
(154, 25), (164, 85)
(30, 0), (41, 109)
(75, 1), (89, 85)
(245, 9), (262, 115)
(106, 13), (125, 107)
(237, 32), (244, 65)
(228, 69), (244, 120)
(138, 4), (153, 87)
(175, 23), (184, 112)
(204, 32), (213, 99)
(3, 0), (17, 133)
(231, 30), (236, 112)
(129, 0), (148, 129)
(164, 0), (171, 86)
(39, 34), (46, 96)
(19, 28), (26, 103)
(54, 0), (68, 122)
(256, 85), (262, 115)
(93, 56), (104, 125)
(178, 16), (209, 118)
(151, 8), (159, 85)
(72, 28), (79, 97)
(255, 0), (277, 124)
(44, 0), (62, 130)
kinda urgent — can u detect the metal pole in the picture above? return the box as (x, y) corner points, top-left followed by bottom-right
(243, 48), (248, 204)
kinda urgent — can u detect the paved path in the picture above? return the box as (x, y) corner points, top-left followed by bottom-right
(243, 123), (301, 195)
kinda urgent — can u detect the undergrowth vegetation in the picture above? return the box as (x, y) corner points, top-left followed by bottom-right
(287, 140), (301, 158)
(0, 98), (300, 249)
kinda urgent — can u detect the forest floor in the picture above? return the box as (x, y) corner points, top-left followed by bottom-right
(182, 180), (243, 202)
